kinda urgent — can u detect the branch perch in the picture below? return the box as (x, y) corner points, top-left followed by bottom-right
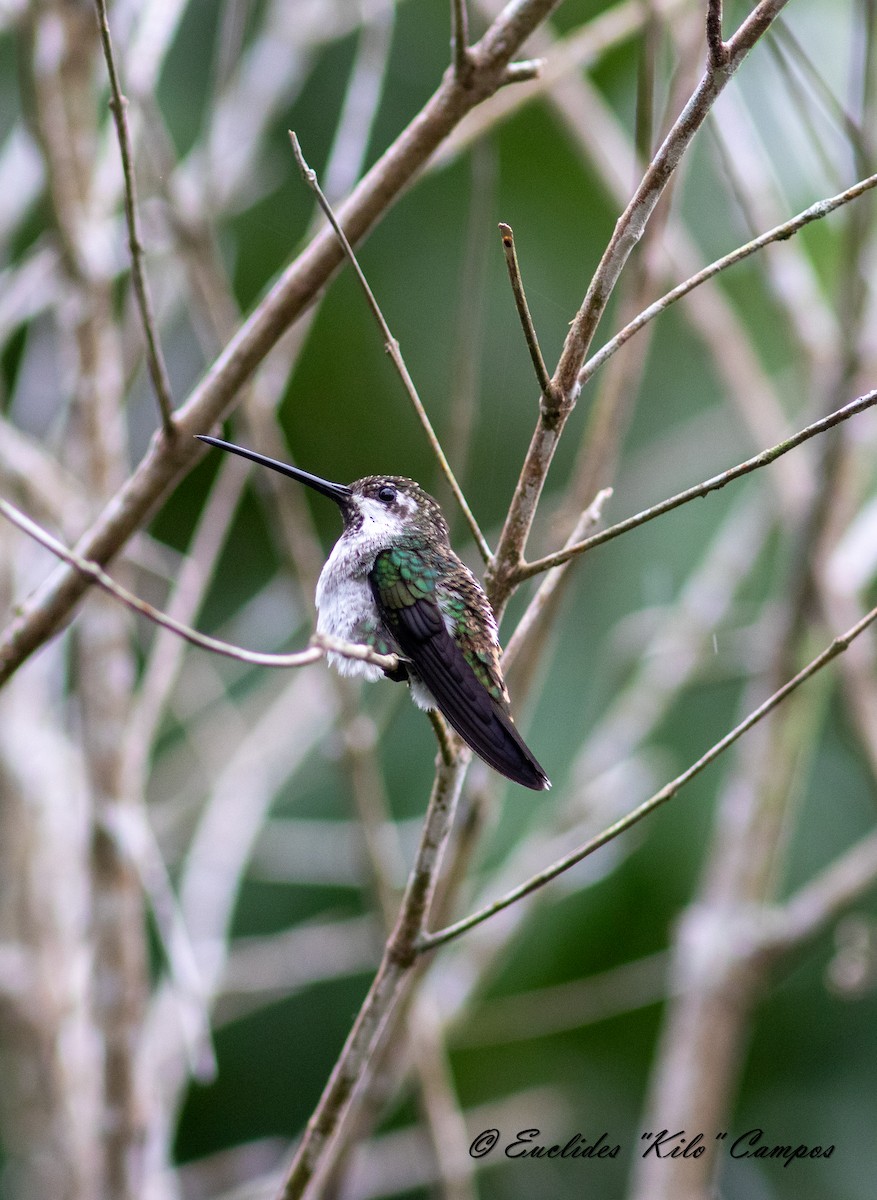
(0, 499), (399, 674)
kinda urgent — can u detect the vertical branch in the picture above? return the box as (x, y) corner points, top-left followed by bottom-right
(93, 0), (175, 434)
(278, 754), (470, 1200)
(486, 0), (792, 609)
(0, 533), (100, 1200)
(29, 6), (150, 1197)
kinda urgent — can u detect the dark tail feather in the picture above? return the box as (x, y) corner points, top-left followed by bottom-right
(449, 702), (551, 791)
(372, 583), (551, 789)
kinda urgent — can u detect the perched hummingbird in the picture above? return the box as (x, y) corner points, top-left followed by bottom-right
(197, 436), (550, 791)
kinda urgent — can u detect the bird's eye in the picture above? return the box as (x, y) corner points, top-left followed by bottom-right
(377, 485), (397, 504)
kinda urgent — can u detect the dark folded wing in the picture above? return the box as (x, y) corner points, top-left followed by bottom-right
(369, 548), (549, 790)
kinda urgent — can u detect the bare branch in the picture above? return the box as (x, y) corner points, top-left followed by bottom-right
(0, 499), (398, 674)
(579, 171), (877, 389)
(278, 755), (470, 1199)
(486, 0), (792, 607)
(93, 0), (175, 435)
(451, 0), (472, 80)
(420, 600), (877, 951)
(706, 0), (728, 69)
(498, 222), (555, 404)
(517, 387), (877, 580)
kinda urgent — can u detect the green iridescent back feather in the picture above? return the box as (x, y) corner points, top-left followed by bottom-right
(371, 539), (511, 713)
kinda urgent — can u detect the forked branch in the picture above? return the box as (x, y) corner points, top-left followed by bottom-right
(487, 0), (793, 607)
(518, 387), (877, 580)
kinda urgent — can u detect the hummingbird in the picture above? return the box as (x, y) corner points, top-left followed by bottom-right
(197, 435), (550, 791)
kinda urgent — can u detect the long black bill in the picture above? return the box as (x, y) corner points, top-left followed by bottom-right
(196, 436), (351, 507)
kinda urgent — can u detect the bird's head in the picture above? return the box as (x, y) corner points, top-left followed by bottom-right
(196, 437), (450, 546)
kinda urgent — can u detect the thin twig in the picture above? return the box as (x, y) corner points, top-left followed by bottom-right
(498, 222), (556, 404)
(579, 171), (877, 389)
(502, 487), (612, 670)
(93, 0), (175, 435)
(0, 499), (399, 673)
(517, 387), (877, 580)
(419, 599), (877, 951)
(289, 131), (491, 564)
(706, 0), (728, 69)
(451, 0), (472, 79)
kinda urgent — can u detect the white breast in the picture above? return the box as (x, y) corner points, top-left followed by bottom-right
(315, 537), (392, 682)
